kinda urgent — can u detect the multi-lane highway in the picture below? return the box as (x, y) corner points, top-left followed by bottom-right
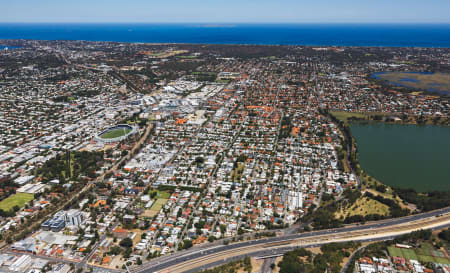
(132, 207), (450, 273)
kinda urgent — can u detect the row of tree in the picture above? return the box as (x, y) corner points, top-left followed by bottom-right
(278, 242), (360, 273)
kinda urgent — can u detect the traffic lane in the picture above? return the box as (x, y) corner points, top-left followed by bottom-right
(137, 214), (450, 273)
(136, 208), (450, 272)
(136, 207), (449, 270)
(181, 225), (450, 273)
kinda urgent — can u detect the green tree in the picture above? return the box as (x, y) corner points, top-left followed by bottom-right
(119, 237), (133, 248)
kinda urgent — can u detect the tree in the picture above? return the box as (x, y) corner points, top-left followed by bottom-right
(109, 246), (122, 255)
(182, 239), (193, 249)
(119, 237), (133, 248)
(438, 228), (450, 242)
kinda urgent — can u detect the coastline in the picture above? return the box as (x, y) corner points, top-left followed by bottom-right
(1, 23), (450, 47)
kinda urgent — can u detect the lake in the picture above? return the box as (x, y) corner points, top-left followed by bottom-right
(350, 123), (450, 192)
(371, 72), (450, 95)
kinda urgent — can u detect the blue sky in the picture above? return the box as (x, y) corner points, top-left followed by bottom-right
(1, 0), (450, 23)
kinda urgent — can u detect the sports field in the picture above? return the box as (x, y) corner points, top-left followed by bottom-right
(0, 193), (34, 211)
(141, 191), (170, 217)
(150, 198), (168, 212)
(149, 190), (171, 199)
(388, 244), (449, 264)
(100, 128), (131, 139)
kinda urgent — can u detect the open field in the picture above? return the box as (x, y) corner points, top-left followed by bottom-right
(176, 55), (198, 59)
(401, 249), (419, 260)
(149, 190), (171, 199)
(387, 246), (403, 257)
(141, 191), (170, 217)
(336, 197), (390, 219)
(0, 193), (34, 211)
(230, 163), (245, 182)
(330, 111), (389, 123)
(388, 245), (450, 264)
(149, 198), (168, 212)
(100, 128), (131, 139)
(131, 229), (145, 245)
(330, 111), (368, 122)
(331, 110), (449, 126)
(142, 209), (158, 217)
(373, 72), (450, 94)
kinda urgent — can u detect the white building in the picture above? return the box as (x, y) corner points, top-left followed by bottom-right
(14, 176), (34, 185)
(9, 255), (31, 272)
(66, 209), (84, 227)
(287, 191), (303, 211)
(50, 263), (71, 273)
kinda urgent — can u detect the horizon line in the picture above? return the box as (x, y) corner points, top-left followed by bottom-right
(1, 21), (450, 25)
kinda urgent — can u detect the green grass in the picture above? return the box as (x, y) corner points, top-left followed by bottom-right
(388, 246), (403, 257)
(149, 198), (168, 212)
(0, 193), (34, 211)
(150, 52), (166, 57)
(330, 111), (391, 124)
(149, 190), (171, 199)
(417, 255), (436, 263)
(416, 243), (433, 255)
(230, 163), (245, 182)
(330, 111), (368, 123)
(192, 72), (216, 75)
(401, 249), (419, 260)
(176, 55), (198, 59)
(100, 128), (131, 139)
(388, 245), (450, 264)
(336, 197), (390, 219)
(435, 257), (450, 264)
(216, 79), (231, 83)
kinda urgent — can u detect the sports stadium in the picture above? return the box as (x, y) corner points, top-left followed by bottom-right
(95, 124), (137, 143)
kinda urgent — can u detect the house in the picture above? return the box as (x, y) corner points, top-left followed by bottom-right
(112, 227), (129, 239)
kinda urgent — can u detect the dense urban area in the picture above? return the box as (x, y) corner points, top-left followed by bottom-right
(0, 40), (449, 273)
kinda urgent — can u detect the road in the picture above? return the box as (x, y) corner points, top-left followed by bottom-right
(341, 244), (367, 273)
(131, 207), (450, 273)
(2, 123), (154, 272)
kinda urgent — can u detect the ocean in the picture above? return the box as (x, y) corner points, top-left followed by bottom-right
(0, 45), (21, 50)
(0, 23), (450, 47)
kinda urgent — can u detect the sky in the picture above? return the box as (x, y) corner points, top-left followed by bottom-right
(1, 0), (450, 24)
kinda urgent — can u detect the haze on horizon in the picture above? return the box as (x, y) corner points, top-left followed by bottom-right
(1, 0), (450, 24)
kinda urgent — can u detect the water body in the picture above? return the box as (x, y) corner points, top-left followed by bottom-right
(0, 23), (450, 47)
(0, 45), (21, 50)
(371, 72), (450, 94)
(350, 123), (450, 192)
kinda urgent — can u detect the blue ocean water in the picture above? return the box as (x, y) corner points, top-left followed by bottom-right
(0, 23), (450, 47)
(0, 45), (21, 50)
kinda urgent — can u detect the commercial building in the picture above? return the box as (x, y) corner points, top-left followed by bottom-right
(9, 255), (31, 272)
(41, 211), (67, 232)
(66, 209), (84, 227)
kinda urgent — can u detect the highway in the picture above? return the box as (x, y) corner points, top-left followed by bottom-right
(132, 206), (450, 273)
